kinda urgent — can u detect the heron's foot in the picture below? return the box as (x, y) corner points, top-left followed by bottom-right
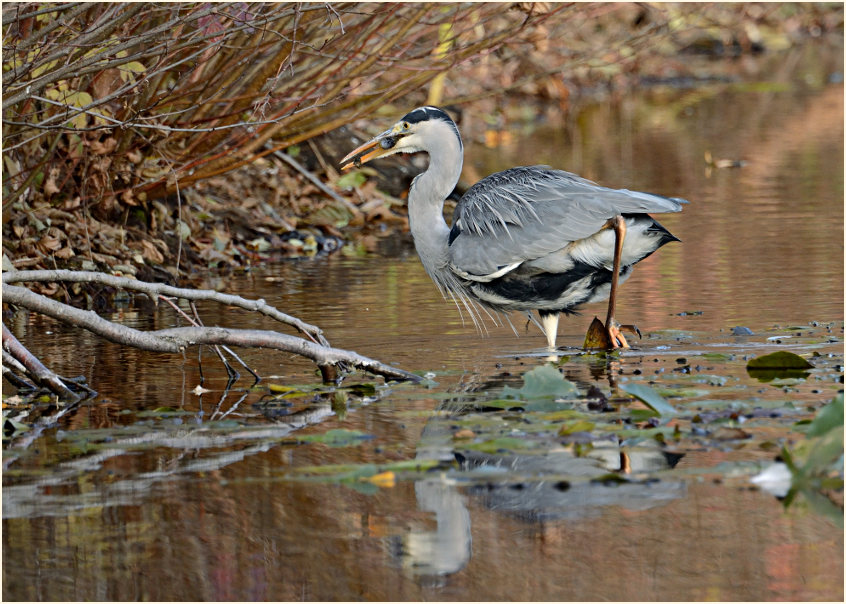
(607, 323), (630, 349)
(608, 322), (643, 348)
(583, 317), (641, 350)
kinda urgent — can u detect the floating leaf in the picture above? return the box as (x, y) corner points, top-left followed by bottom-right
(267, 383), (299, 393)
(300, 428), (371, 448)
(711, 427), (752, 441)
(620, 383), (677, 416)
(365, 471), (396, 488)
(558, 420), (595, 436)
(501, 364), (578, 401)
(463, 437), (535, 454)
(746, 351), (813, 370)
(247, 237), (271, 252)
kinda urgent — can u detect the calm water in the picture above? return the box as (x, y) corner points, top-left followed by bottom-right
(3, 43), (844, 600)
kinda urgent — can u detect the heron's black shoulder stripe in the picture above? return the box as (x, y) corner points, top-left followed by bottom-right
(448, 220), (462, 245)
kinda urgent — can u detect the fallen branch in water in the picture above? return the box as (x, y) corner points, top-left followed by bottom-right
(3, 269), (329, 345)
(2, 324), (95, 401)
(2, 270), (421, 399)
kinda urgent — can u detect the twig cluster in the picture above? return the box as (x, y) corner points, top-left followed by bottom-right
(2, 3), (562, 214)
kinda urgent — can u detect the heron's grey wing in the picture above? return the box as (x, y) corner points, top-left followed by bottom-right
(448, 166), (686, 278)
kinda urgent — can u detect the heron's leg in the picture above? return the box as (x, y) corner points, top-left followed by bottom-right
(540, 312), (559, 351)
(605, 215), (629, 349)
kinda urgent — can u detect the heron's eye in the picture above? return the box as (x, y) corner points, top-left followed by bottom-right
(402, 122), (410, 131)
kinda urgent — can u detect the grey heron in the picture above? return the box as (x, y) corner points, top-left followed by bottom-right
(340, 106), (686, 350)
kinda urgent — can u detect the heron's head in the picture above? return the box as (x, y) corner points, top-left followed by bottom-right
(340, 106), (462, 171)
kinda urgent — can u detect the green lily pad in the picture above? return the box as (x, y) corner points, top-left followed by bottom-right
(501, 364), (579, 401)
(620, 383), (677, 416)
(747, 351), (813, 370)
(558, 420), (595, 435)
(299, 428), (372, 447)
(745, 351), (814, 382)
(463, 437), (536, 454)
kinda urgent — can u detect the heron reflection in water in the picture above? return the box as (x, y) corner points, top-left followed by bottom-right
(341, 106), (686, 350)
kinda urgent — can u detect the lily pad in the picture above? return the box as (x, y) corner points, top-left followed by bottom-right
(620, 383), (677, 416)
(558, 420), (596, 436)
(299, 428), (372, 447)
(746, 351), (814, 382)
(501, 364), (579, 401)
(463, 436), (536, 454)
(746, 351), (813, 370)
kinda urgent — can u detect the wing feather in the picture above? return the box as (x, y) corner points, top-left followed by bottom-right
(448, 166), (687, 277)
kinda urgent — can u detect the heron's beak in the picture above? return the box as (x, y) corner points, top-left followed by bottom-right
(339, 128), (400, 171)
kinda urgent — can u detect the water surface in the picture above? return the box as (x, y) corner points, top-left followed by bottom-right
(3, 43), (843, 601)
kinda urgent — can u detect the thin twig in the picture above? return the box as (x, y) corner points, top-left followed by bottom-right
(271, 147), (360, 214)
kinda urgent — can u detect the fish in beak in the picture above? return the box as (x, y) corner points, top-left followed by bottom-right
(339, 127), (401, 171)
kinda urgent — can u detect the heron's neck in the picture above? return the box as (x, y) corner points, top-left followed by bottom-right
(408, 148), (462, 276)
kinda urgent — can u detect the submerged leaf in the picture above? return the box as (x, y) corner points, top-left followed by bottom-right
(620, 383), (677, 416)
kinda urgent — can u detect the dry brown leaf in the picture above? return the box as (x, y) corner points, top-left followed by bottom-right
(54, 246), (75, 259)
(90, 137), (118, 155)
(37, 282), (60, 296)
(121, 189), (137, 206)
(43, 167), (61, 197)
(139, 239), (165, 264)
(63, 196), (82, 210)
(90, 68), (124, 100)
(38, 228), (63, 252)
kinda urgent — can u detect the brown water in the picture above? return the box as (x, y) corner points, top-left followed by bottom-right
(3, 43), (844, 601)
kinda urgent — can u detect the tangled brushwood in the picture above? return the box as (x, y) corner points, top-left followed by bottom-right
(2, 3), (570, 277)
(5, 3), (838, 280)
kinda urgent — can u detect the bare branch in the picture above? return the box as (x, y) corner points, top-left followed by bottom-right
(3, 269), (327, 345)
(2, 279), (421, 383)
(2, 323), (80, 400)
